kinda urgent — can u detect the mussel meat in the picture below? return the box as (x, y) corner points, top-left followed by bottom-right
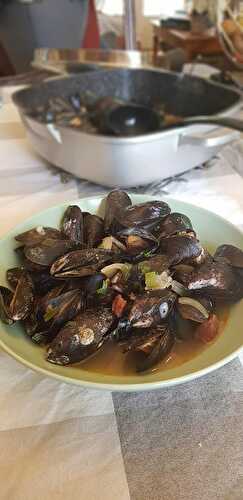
(47, 307), (114, 365)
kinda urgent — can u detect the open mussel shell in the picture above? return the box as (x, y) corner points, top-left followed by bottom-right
(47, 307), (114, 366)
(116, 201), (171, 229)
(184, 261), (243, 301)
(158, 213), (194, 239)
(160, 236), (203, 266)
(0, 286), (14, 324)
(214, 244), (243, 268)
(118, 227), (159, 257)
(61, 205), (84, 243)
(99, 236), (126, 253)
(15, 227), (62, 247)
(104, 190), (132, 234)
(25, 238), (78, 268)
(177, 297), (212, 323)
(128, 290), (176, 329)
(9, 272), (34, 321)
(133, 324), (174, 373)
(50, 249), (115, 278)
(32, 288), (84, 345)
(83, 213), (104, 248)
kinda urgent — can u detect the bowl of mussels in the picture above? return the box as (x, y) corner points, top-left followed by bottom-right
(0, 191), (243, 391)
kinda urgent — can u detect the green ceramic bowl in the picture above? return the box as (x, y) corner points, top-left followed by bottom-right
(0, 194), (243, 392)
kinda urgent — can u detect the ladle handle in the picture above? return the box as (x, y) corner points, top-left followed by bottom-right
(185, 116), (243, 132)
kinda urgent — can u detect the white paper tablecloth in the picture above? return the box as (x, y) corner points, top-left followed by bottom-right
(1, 99), (243, 500)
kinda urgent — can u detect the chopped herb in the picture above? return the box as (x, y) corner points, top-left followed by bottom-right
(96, 279), (109, 296)
(44, 305), (58, 322)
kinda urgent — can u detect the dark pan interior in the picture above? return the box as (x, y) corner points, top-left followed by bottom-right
(13, 68), (242, 118)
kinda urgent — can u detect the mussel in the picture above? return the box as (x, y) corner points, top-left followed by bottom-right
(83, 213), (104, 248)
(61, 205), (84, 243)
(116, 201), (171, 229)
(158, 212), (194, 239)
(47, 307), (114, 365)
(160, 236), (204, 266)
(32, 288), (84, 345)
(121, 323), (174, 372)
(214, 244), (243, 268)
(0, 286), (14, 324)
(184, 261), (242, 301)
(9, 272), (34, 321)
(118, 227), (159, 258)
(104, 190), (132, 234)
(15, 227), (62, 247)
(6, 267), (24, 290)
(25, 238), (77, 268)
(50, 249), (114, 278)
(177, 296), (213, 323)
(115, 290), (176, 335)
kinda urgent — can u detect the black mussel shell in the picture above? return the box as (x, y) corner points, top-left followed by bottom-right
(15, 227), (62, 247)
(128, 290), (176, 329)
(50, 249), (114, 278)
(33, 288), (84, 345)
(47, 307), (114, 365)
(25, 238), (78, 267)
(118, 227), (159, 257)
(104, 190), (132, 234)
(160, 236), (203, 266)
(184, 261), (243, 301)
(116, 201), (171, 229)
(177, 296), (212, 323)
(130, 324), (175, 373)
(30, 271), (61, 296)
(158, 213), (194, 238)
(61, 205), (84, 243)
(9, 272), (34, 321)
(214, 244), (243, 269)
(83, 213), (104, 248)
(0, 286), (14, 324)
(6, 267), (24, 290)
(137, 255), (170, 275)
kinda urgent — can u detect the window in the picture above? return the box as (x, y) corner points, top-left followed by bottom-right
(143, 0), (185, 17)
(96, 0), (123, 16)
(97, 1), (185, 17)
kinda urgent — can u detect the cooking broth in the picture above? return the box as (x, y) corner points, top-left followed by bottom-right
(81, 307), (229, 376)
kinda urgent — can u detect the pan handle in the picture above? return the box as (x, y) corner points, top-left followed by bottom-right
(178, 128), (239, 149)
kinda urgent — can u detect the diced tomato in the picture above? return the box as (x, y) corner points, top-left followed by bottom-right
(112, 294), (127, 318)
(195, 314), (220, 344)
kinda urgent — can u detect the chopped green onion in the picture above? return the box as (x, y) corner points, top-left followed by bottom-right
(44, 305), (58, 323)
(96, 279), (109, 296)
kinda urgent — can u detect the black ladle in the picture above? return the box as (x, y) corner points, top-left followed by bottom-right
(105, 103), (243, 137)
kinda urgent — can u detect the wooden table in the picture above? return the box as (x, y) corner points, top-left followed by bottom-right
(152, 21), (223, 62)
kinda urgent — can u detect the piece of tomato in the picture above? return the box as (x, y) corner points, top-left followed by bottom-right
(112, 294), (127, 318)
(195, 314), (220, 344)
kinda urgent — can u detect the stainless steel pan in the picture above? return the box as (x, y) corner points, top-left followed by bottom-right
(13, 68), (243, 188)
